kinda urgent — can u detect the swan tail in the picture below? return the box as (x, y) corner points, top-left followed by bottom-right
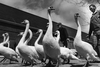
(93, 50), (98, 56)
(90, 53), (100, 61)
(69, 54), (81, 61)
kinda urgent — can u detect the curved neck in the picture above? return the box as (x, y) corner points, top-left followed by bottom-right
(19, 23), (29, 43)
(3, 35), (6, 42)
(24, 29), (33, 45)
(1, 35), (9, 46)
(45, 13), (53, 37)
(35, 30), (43, 46)
(75, 18), (82, 40)
(56, 30), (60, 43)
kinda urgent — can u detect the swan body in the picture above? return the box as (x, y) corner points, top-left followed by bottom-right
(60, 47), (79, 60)
(73, 13), (99, 66)
(0, 33), (18, 62)
(42, 7), (60, 67)
(17, 31), (39, 61)
(35, 29), (45, 60)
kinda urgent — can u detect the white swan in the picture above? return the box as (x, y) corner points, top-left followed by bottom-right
(73, 13), (100, 67)
(0, 33), (18, 63)
(0, 33), (10, 63)
(18, 30), (39, 65)
(0, 33), (16, 63)
(17, 20), (38, 66)
(42, 7), (61, 67)
(34, 29), (46, 63)
(55, 30), (80, 62)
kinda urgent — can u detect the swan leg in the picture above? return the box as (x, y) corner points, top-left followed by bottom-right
(32, 58), (38, 65)
(21, 59), (23, 63)
(62, 58), (70, 64)
(45, 57), (54, 67)
(84, 61), (89, 67)
(9, 60), (11, 64)
(48, 58), (52, 66)
(24, 60), (27, 64)
(21, 58), (25, 64)
(55, 55), (61, 67)
(41, 58), (47, 65)
(0, 57), (7, 63)
(83, 59), (89, 67)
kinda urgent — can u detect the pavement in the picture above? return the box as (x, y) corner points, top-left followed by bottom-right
(0, 57), (100, 67)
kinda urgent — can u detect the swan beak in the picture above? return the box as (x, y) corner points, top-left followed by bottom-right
(46, 22), (49, 28)
(36, 31), (39, 34)
(48, 6), (55, 11)
(48, 6), (55, 14)
(2, 34), (5, 36)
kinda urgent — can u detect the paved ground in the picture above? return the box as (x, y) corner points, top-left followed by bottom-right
(0, 57), (100, 67)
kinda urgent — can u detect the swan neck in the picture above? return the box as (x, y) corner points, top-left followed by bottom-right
(45, 13), (53, 37)
(75, 18), (82, 40)
(3, 35), (6, 42)
(19, 23), (29, 43)
(1, 35), (9, 46)
(56, 31), (60, 42)
(24, 29), (33, 45)
(35, 31), (43, 46)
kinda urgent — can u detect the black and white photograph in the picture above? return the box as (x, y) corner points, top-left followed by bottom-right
(0, 0), (100, 67)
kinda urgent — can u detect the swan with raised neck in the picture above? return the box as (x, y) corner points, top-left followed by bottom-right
(42, 7), (61, 67)
(17, 20), (39, 65)
(34, 29), (45, 61)
(73, 13), (100, 67)
(0, 33), (18, 63)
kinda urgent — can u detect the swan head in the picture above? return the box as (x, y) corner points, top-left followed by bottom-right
(2, 33), (9, 37)
(74, 13), (80, 26)
(21, 19), (29, 24)
(2, 33), (5, 37)
(57, 22), (62, 29)
(54, 30), (60, 36)
(18, 32), (24, 36)
(74, 13), (80, 18)
(56, 30), (60, 34)
(47, 6), (55, 14)
(36, 29), (43, 34)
